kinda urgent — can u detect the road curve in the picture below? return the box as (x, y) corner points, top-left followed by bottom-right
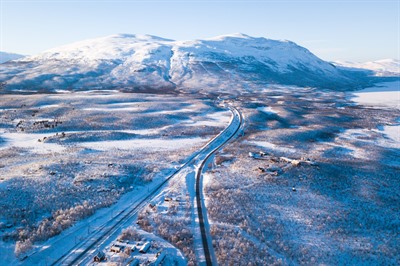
(21, 105), (242, 266)
(196, 106), (242, 266)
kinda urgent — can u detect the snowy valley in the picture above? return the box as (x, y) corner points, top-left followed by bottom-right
(0, 34), (399, 266)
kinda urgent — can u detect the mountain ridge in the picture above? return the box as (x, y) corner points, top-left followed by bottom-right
(0, 51), (25, 64)
(0, 34), (374, 92)
(333, 59), (399, 77)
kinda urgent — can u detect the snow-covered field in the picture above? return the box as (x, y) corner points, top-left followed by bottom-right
(1, 79), (399, 265)
(353, 81), (400, 109)
(351, 81), (400, 148)
(0, 91), (230, 263)
(202, 85), (400, 265)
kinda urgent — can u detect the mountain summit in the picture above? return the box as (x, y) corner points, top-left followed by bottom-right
(0, 34), (369, 92)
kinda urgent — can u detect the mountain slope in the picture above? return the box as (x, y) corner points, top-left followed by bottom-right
(0, 34), (368, 92)
(0, 51), (25, 64)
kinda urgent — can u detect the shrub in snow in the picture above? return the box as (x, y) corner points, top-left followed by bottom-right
(119, 226), (141, 241)
(14, 239), (32, 257)
(138, 195), (196, 264)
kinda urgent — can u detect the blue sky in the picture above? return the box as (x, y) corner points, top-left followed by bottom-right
(0, 0), (398, 62)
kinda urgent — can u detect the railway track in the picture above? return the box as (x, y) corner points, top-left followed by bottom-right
(24, 105), (242, 266)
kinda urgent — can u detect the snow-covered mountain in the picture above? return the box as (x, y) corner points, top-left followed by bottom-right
(0, 34), (369, 92)
(0, 51), (25, 64)
(333, 59), (400, 77)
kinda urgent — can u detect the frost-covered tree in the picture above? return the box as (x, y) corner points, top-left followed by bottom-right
(14, 239), (32, 257)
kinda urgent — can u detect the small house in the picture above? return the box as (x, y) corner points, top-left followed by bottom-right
(139, 242), (151, 253)
(110, 244), (123, 253)
(93, 251), (106, 262)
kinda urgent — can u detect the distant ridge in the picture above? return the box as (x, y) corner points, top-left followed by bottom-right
(333, 59), (399, 77)
(0, 51), (25, 64)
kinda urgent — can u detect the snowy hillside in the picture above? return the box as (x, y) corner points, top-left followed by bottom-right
(334, 59), (400, 77)
(0, 51), (25, 64)
(0, 34), (366, 92)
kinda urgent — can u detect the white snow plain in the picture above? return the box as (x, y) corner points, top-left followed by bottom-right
(352, 81), (400, 147)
